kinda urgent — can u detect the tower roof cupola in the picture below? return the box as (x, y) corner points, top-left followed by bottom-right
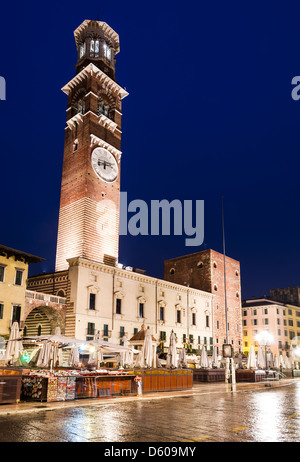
(74, 19), (120, 80)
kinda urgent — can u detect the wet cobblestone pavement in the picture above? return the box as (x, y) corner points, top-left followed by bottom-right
(0, 380), (300, 442)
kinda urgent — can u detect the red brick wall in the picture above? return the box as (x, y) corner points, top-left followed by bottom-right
(164, 249), (243, 353)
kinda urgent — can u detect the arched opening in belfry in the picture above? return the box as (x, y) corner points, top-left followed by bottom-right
(23, 306), (64, 337)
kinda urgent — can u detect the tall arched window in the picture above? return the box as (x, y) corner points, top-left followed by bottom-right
(79, 42), (86, 59)
(77, 99), (85, 115)
(103, 42), (111, 61)
(97, 100), (113, 120)
(37, 324), (42, 336)
(90, 39), (100, 58)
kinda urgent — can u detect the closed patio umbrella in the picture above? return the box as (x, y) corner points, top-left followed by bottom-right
(247, 345), (256, 369)
(200, 345), (209, 368)
(179, 347), (187, 368)
(257, 347), (265, 369)
(166, 330), (178, 369)
(121, 336), (133, 368)
(274, 355), (279, 369)
(5, 322), (23, 365)
(285, 355), (291, 369)
(69, 346), (80, 367)
(143, 327), (153, 368)
(279, 354), (285, 368)
(211, 346), (218, 368)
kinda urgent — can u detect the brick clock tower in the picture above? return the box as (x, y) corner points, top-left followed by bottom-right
(55, 20), (128, 272)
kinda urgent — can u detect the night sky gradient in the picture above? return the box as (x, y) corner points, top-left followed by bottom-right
(1, 0), (300, 300)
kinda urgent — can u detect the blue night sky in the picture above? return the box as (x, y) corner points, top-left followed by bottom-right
(0, 0), (300, 300)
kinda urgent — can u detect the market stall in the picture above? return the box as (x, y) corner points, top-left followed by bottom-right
(21, 369), (137, 402)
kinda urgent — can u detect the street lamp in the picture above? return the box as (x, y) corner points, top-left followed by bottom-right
(255, 331), (274, 370)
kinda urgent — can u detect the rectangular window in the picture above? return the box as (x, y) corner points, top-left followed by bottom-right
(288, 309), (292, 316)
(264, 318), (269, 325)
(134, 328), (138, 335)
(289, 320), (294, 326)
(183, 334), (186, 343)
(243, 310), (247, 316)
(15, 270), (23, 286)
(177, 310), (181, 323)
(243, 320), (247, 326)
(189, 335), (194, 344)
(204, 336), (207, 345)
(160, 331), (166, 341)
(289, 331), (295, 340)
(278, 341), (282, 349)
(87, 322), (95, 336)
(0, 265), (5, 282)
(206, 315), (209, 328)
(278, 329), (281, 336)
(277, 318), (280, 325)
(198, 336), (200, 344)
(116, 298), (122, 314)
(160, 306), (164, 321)
(0, 303), (3, 319)
(139, 303), (144, 318)
(264, 308), (268, 315)
(103, 324), (109, 337)
(120, 326), (125, 338)
(217, 320), (219, 329)
(192, 313), (196, 326)
(12, 305), (21, 324)
(89, 293), (96, 310)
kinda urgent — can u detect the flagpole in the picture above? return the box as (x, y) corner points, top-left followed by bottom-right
(222, 196), (231, 387)
(222, 196), (229, 344)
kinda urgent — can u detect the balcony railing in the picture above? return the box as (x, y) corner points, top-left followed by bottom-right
(25, 290), (66, 305)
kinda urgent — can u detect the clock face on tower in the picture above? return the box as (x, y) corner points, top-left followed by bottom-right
(91, 147), (119, 183)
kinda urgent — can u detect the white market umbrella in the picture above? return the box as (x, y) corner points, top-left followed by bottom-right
(279, 354), (285, 368)
(166, 330), (178, 369)
(211, 346), (218, 368)
(257, 347), (266, 369)
(143, 327), (153, 368)
(121, 336), (133, 368)
(266, 349), (274, 369)
(274, 355), (279, 369)
(5, 322), (23, 365)
(247, 345), (256, 369)
(200, 345), (209, 368)
(69, 346), (80, 367)
(179, 348), (187, 368)
(285, 355), (291, 369)
(290, 344), (295, 369)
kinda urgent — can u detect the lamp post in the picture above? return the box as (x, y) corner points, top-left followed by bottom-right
(256, 331), (273, 370)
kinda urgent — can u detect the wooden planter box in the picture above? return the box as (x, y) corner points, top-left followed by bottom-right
(131, 368), (193, 393)
(75, 375), (137, 399)
(193, 368), (225, 383)
(0, 367), (22, 404)
(236, 369), (266, 382)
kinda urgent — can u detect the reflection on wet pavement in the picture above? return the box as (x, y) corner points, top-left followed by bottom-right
(0, 382), (300, 442)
